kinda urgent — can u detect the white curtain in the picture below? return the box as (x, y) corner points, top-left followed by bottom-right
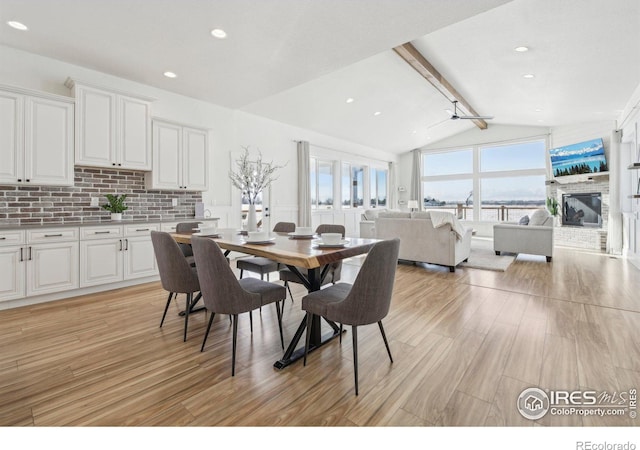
(607, 130), (622, 254)
(297, 140), (311, 227)
(410, 149), (422, 208)
(388, 161), (396, 210)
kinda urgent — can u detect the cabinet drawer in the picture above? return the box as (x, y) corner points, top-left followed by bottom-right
(160, 222), (179, 232)
(0, 230), (25, 246)
(27, 227), (79, 243)
(124, 224), (159, 237)
(80, 226), (123, 240)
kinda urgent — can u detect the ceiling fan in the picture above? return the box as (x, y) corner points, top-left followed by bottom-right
(447, 100), (494, 121)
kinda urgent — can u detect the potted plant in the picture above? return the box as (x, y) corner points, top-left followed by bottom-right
(229, 146), (285, 231)
(546, 196), (559, 225)
(102, 194), (129, 221)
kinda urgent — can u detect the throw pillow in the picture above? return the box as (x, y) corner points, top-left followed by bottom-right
(411, 211), (432, 220)
(529, 209), (551, 226)
(518, 215), (530, 225)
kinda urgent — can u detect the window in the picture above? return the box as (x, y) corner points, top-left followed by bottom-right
(369, 168), (388, 208)
(351, 165), (364, 207)
(421, 138), (547, 221)
(341, 163), (351, 208)
(310, 158), (334, 210)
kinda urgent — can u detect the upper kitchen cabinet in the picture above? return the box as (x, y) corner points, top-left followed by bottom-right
(65, 78), (155, 171)
(0, 86), (74, 186)
(145, 118), (209, 191)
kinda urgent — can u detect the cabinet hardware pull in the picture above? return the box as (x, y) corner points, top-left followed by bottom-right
(0, 237), (6, 240)
(136, 228), (149, 231)
(119, 240), (123, 251)
(44, 234), (63, 237)
(20, 247), (23, 262)
(95, 231), (111, 234)
(125, 239), (129, 251)
(17, 179), (22, 182)
(28, 247), (32, 261)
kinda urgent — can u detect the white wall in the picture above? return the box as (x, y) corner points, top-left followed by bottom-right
(0, 45), (397, 233)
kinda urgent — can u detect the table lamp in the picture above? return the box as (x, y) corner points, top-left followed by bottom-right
(407, 200), (419, 212)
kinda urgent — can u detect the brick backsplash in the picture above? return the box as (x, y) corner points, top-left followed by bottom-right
(0, 167), (202, 225)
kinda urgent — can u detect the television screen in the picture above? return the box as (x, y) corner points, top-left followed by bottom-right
(549, 138), (608, 177)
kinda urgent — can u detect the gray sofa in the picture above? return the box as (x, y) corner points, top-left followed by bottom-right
(374, 211), (472, 272)
(493, 209), (554, 262)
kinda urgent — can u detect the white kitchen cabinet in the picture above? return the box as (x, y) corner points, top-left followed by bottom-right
(0, 86), (74, 186)
(25, 228), (79, 297)
(80, 224), (158, 287)
(0, 230), (26, 302)
(145, 119), (208, 191)
(66, 79), (154, 170)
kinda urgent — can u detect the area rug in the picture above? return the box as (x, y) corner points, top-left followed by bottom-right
(459, 238), (516, 272)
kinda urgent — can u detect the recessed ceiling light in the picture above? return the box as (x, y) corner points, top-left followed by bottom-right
(373, 111), (381, 116)
(514, 46), (529, 52)
(211, 28), (227, 39)
(535, 108), (542, 112)
(163, 71), (177, 78)
(523, 74), (535, 79)
(7, 21), (28, 31)
(345, 98), (354, 104)
(412, 130), (417, 134)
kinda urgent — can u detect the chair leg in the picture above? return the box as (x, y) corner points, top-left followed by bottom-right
(249, 310), (253, 332)
(285, 281), (294, 303)
(240, 269), (244, 279)
(231, 314), (238, 376)
(160, 292), (173, 327)
(378, 321), (393, 363)
(303, 312), (312, 366)
(183, 293), (191, 342)
(275, 301), (284, 349)
(352, 325), (359, 396)
(267, 273), (270, 282)
(339, 323), (343, 343)
(201, 312), (216, 352)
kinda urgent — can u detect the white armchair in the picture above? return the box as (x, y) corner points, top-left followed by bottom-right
(493, 209), (554, 262)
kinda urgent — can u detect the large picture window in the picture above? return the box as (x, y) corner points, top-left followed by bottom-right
(421, 138), (547, 221)
(310, 158), (334, 210)
(370, 168), (388, 208)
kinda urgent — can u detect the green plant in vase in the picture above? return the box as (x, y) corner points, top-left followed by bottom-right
(546, 196), (559, 224)
(102, 194), (129, 221)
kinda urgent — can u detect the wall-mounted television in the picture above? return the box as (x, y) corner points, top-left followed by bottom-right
(549, 138), (608, 177)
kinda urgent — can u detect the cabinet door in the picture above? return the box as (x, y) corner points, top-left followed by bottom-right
(80, 239), (123, 287)
(0, 91), (24, 184)
(182, 127), (208, 191)
(119, 96), (151, 170)
(75, 86), (116, 167)
(123, 236), (158, 280)
(0, 246), (25, 302)
(149, 121), (182, 189)
(24, 97), (74, 186)
(26, 241), (79, 296)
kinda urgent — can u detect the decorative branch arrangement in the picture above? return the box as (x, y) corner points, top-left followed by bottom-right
(229, 146), (286, 205)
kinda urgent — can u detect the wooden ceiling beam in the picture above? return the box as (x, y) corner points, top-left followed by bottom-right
(393, 42), (488, 130)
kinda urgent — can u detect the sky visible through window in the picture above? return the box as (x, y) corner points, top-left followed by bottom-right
(423, 140), (546, 207)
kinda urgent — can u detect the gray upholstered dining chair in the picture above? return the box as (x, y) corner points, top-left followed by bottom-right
(175, 222), (201, 263)
(278, 224), (345, 301)
(191, 235), (286, 376)
(236, 221), (296, 281)
(151, 231), (201, 342)
(302, 238), (400, 395)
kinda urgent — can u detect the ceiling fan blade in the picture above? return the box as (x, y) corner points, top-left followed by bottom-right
(457, 114), (494, 120)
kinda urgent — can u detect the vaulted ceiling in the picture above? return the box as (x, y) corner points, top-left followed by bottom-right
(1, 0), (638, 154)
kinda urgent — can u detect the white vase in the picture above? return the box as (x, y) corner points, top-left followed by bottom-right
(247, 204), (257, 231)
(111, 213), (122, 221)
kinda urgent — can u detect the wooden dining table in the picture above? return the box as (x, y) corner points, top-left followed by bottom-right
(172, 228), (379, 369)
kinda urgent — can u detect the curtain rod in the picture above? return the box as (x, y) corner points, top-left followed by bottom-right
(292, 140), (391, 164)
(418, 132), (550, 153)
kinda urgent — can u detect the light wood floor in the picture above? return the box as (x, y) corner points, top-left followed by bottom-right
(1, 245), (639, 426)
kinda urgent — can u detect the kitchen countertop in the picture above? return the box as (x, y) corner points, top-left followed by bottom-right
(0, 217), (220, 230)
